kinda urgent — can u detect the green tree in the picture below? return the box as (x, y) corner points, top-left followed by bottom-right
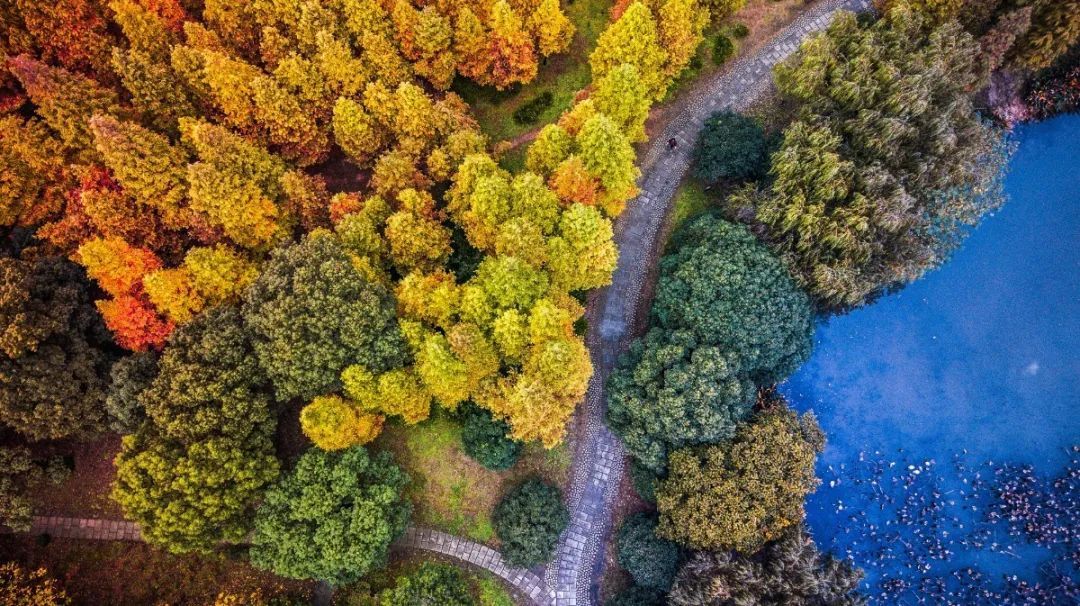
(378, 563), (473, 606)
(607, 216), (813, 471)
(606, 587), (664, 606)
(750, 8), (1009, 309)
(250, 447), (411, 585)
(616, 512), (680, 591)
(242, 230), (409, 402)
(460, 403), (522, 470)
(105, 352), (158, 434)
(141, 307), (273, 445)
(668, 527), (866, 606)
(656, 402), (824, 553)
(693, 110), (769, 183)
(493, 478), (568, 567)
(0, 256), (112, 441)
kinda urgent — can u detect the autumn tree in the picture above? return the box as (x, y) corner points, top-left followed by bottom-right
(242, 230), (409, 402)
(1011, 0), (1080, 71)
(0, 561), (69, 605)
(300, 394), (384, 450)
(591, 64), (651, 143)
(0, 448), (68, 533)
(656, 402), (824, 553)
(250, 447), (411, 585)
(657, 0), (708, 81)
(488, 0), (539, 89)
(105, 352), (158, 434)
(0, 115), (71, 228)
(590, 2), (668, 100)
(529, 0), (575, 57)
(0, 256), (112, 441)
(744, 7), (1009, 308)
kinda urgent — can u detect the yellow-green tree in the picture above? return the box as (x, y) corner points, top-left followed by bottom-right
(300, 394), (384, 450)
(590, 2), (668, 100)
(529, 0), (575, 57)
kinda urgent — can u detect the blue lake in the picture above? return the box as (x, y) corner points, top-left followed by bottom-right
(782, 114), (1080, 602)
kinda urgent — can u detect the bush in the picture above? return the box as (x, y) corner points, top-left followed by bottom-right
(606, 586), (664, 606)
(628, 459), (659, 503)
(693, 110), (768, 184)
(378, 563), (472, 606)
(712, 34), (735, 65)
(460, 403), (523, 470)
(493, 478), (569, 567)
(730, 23), (749, 38)
(512, 92), (554, 125)
(616, 513), (680, 590)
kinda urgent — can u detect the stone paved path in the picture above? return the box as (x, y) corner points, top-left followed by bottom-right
(546, 1), (873, 604)
(16, 4), (871, 604)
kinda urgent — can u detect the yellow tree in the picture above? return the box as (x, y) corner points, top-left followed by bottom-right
(529, 0), (575, 57)
(658, 0), (708, 81)
(384, 189), (453, 274)
(589, 1), (669, 100)
(592, 64), (651, 142)
(489, 0), (539, 89)
(300, 394), (384, 450)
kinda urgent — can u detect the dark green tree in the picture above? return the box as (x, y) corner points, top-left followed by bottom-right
(104, 351), (158, 434)
(667, 527), (866, 606)
(378, 563), (473, 606)
(242, 230), (409, 402)
(616, 512), (680, 591)
(605, 586), (664, 606)
(460, 403), (522, 470)
(141, 307), (273, 445)
(607, 215), (813, 471)
(493, 478), (568, 567)
(739, 7), (1009, 309)
(0, 256), (112, 441)
(693, 111), (769, 184)
(250, 446), (411, 585)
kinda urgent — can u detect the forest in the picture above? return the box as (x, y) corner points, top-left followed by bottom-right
(1, 0), (1078, 603)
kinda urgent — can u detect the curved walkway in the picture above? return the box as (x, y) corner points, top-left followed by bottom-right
(546, 1), (872, 604)
(17, 4), (871, 604)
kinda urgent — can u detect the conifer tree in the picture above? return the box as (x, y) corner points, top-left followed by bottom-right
(590, 2), (668, 100)
(591, 64), (651, 142)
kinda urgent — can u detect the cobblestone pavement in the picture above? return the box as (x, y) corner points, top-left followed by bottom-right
(16, 4), (871, 604)
(548, 1), (873, 605)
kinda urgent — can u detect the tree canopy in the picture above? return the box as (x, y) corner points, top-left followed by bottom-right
(616, 512), (680, 591)
(493, 478), (569, 567)
(736, 7), (1010, 309)
(656, 400), (824, 553)
(250, 446), (411, 585)
(607, 215), (813, 471)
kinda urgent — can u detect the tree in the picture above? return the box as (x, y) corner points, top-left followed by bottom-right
(0, 115), (70, 228)
(333, 97), (387, 166)
(575, 114), (639, 215)
(180, 118), (288, 249)
(616, 512), (680, 591)
(384, 189), (453, 275)
(493, 478), (568, 567)
(750, 8), (1009, 308)
(250, 447), (411, 585)
(590, 2), (668, 100)
(6, 54), (122, 151)
(105, 352), (158, 434)
(547, 203), (618, 292)
(112, 429), (279, 554)
(656, 402), (824, 553)
(182, 245), (259, 307)
(300, 394), (385, 450)
(460, 403), (523, 470)
(978, 7), (1033, 74)
(1012, 0), (1080, 71)
(693, 110), (769, 183)
(0, 448), (53, 532)
(606, 587), (664, 606)
(607, 216), (813, 471)
(242, 230), (409, 402)
(526, 124), (572, 176)
(657, 0), (708, 80)
(140, 306), (273, 445)
(95, 293), (175, 352)
(591, 64), (650, 143)
(0, 256), (112, 441)
(378, 563), (473, 606)
(488, 0), (539, 89)
(0, 561), (69, 606)
(668, 527), (866, 606)
(454, 7), (492, 82)
(529, 0), (575, 57)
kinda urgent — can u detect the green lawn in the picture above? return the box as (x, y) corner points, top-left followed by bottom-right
(373, 410), (571, 546)
(455, 0), (612, 144)
(668, 180), (716, 236)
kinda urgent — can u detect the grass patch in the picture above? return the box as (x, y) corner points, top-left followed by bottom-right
(669, 180), (715, 234)
(374, 410), (571, 546)
(454, 0), (612, 143)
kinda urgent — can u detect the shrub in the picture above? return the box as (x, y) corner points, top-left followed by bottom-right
(512, 92), (554, 125)
(628, 459), (659, 503)
(460, 403), (523, 470)
(693, 111), (768, 184)
(493, 478), (569, 567)
(730, 23), (749, 39)
(616, 512), (680, 590)
(656, 400), (824, 553)
(712, 34), (735, 65)
(606, 586), (664, 606)
(250, 447), (411, 585)
(378, 563), (472, 606)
